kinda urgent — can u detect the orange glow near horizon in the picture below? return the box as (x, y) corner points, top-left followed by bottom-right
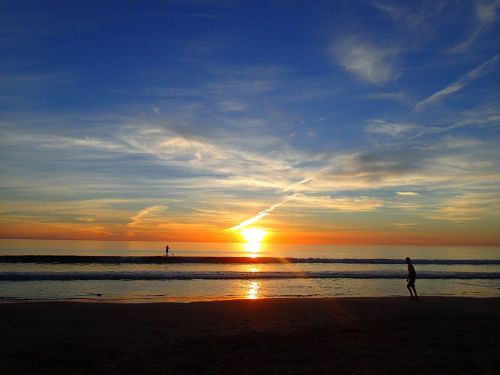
(242, 243), (261, 257)
(2, 222), (500, 246)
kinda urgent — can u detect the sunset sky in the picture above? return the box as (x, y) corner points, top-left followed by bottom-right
(1, 0), (500, 245)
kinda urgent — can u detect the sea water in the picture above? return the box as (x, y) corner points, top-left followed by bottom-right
(0, 239), (499, 302)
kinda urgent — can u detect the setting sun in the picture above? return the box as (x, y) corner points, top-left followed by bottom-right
(240, 228), (267, 257)
(240, 228), (267, 244)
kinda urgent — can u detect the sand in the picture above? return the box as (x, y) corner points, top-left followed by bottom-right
(1, 297), (499, 374)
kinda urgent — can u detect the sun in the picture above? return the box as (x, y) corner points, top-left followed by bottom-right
(240, 228), (267, 244)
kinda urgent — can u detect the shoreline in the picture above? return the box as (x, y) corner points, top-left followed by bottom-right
(2, 297), (499, 374)
(1, 294), (500, 304)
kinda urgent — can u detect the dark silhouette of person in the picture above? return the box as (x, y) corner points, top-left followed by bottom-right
(165, 244), (170, 257)
(406, 257), (418, 299)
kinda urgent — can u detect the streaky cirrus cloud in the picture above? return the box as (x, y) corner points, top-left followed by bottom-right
(228, 193), (384, 231)
(229, 176), (318, 230)
(127, 205), (168, 228)
(416, 54), (500, 110)
(229, 196), (295, 231)
(427, 192), (500, 222)
(365, 120), (416, 137)
(287, 194), (384, 212)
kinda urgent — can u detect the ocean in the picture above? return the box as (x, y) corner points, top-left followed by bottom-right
(1, 239), (499, 302)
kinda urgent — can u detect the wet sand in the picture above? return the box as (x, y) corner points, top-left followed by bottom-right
(1, 297), (499, 374)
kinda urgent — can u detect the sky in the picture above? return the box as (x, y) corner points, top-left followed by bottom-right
(1, 0), (500, 245)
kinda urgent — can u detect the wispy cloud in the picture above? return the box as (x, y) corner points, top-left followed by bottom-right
(391, 202), (422, 211)
(229, 196), (294, 230)
(365, 92), (406, 102)
(450, 105), (500, 130)
(373, 0), (445, 33)
(397, 191), (419, 196)
(416, 55), (500, 110)
(393, 222), (418, 229)
(217, 100), (248, 112)
(365, 120), (416, 137)
(126, 205), (170, 237)
(452, 0), (500, 52)
(229, 192), (384, 231)
(2, 104), (500, 239)
(229, 176), (318, 230)
(288, 194), (384, 212)
(428, 193), (500, 221)
(332, 38), (399, 84)
(127, 205), (168, 228)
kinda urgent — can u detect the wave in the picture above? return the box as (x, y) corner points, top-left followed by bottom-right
(1, 255), (500, 265)
(1, 270), (499, 281)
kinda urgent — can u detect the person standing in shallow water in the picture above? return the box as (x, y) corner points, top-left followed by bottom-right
(165, 244), (170, 257)
(406, 257), (418, 299)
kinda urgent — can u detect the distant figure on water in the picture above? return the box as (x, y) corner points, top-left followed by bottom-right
(406, 257), (418, 300)
(165, 244), (170, 257)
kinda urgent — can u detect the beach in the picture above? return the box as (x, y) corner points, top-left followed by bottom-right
(1, 297), (499, 374)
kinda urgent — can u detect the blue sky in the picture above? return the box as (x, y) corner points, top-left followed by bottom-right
(1, 0), (500, 244)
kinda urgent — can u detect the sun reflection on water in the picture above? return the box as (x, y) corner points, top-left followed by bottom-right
(247, 281), (260, 299)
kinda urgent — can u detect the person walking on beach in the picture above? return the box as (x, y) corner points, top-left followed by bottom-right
(406, 257), (418, 300)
